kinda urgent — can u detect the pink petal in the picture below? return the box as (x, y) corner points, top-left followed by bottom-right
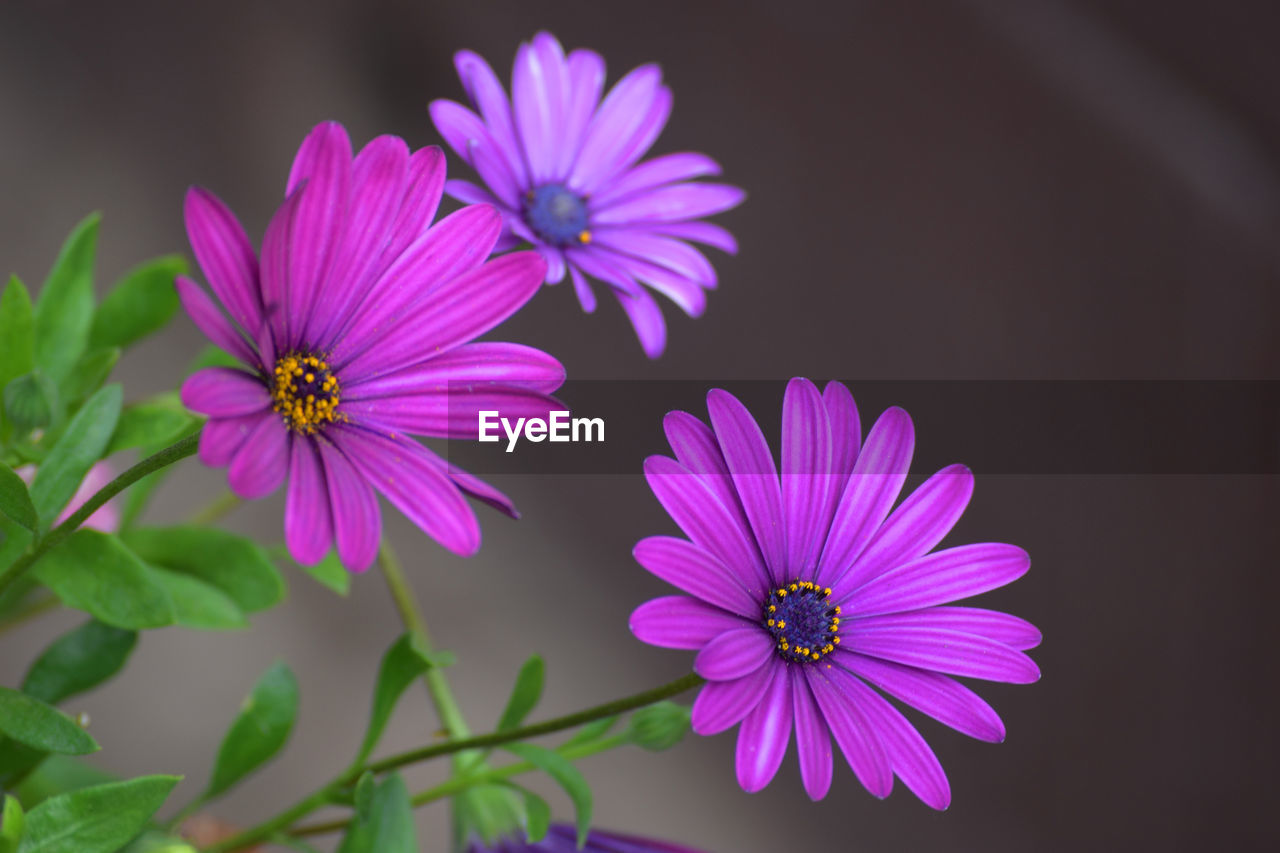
(629, 595), (749, 651)
(694, 627), (775, 681)
(285, 437), (333, 566)
(227, 416), (291, 499)
(633, 536), (758, 618)
(735, 665), (793, 792)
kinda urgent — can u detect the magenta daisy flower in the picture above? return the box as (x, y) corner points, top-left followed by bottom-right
(469, 825), (707, 853)
(629, 379), (1041, 808)
(429, 31), (745, 358)
(177, 121), (564, 572)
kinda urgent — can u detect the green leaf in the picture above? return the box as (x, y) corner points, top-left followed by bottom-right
(496, 655), (544, 733)
(22, 620), (137, 705)
(119, 831), (197, 853)
(352, 771), (375, 822)
(335, 774), (416, 853)
(282, 547), (349, 596)
(3, 373), (58, 434)
(0, 687), (98, 755)
(107, 398), (197, 456)
(32, 530), (174, 629)
(146, 566), (246, 630)
(353, 635), (431, 765)
(0, 517), (34, 576)
(16, 775), (179, 853)
(0, 465), (36, 531)
(559, 716), (619, 751)
(186, 345), (241, 373)
(515, 787), (550, 843)
(123, 526), (283, 613)
(452, 784), (525, 848)
(8, 756), (115, 809)
(205, 662), (299, 800)
(1, 795), (24, 853)
(0, 277), (35, 439)
(60, 348), (119, 407)
(33, 214), (99, 390)
(89, 255), (185, 350)
(503, 743), (592, 847)
(624, 701), (691, 752)
(28, 385), (121, 529)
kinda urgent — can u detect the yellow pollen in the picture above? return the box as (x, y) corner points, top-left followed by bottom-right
(578, 229), (592, 244)
(271, 351), (342, 435)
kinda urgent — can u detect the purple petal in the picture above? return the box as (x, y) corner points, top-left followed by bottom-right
(454, 49), (529, 186)
(629, 595), (749, 650)
(804, 666), (893, 798)
(446, 462), (518, 519)
(588, 229), (718, 286)
(912, 606), (1042, 650)
(694, 627), (775, 681)
(634, 536), (757, 618)
(735, 664), (793, 792)
(592, 182), (745, 226)
(512, 33), (568, 185)
(257, 185), (307, 347)
(542, 246), (567, 284)
(651, 220), (739, 254)
(839, 543), (1031, 616)
(591, 153), (722, 209)
(563, 245), (642, 296)
(822, 380), (861, 485)
(183, 187), (263, 335)
(836, 650), (1006, 743)
(384, 146), (449, 266)
(429, 99), (524, 207)
(690, 663), (776, 736)
(341, 387), (561, 440)
(593, 249), (707, 317)
(816, 407), (914, 588)
(706, 389), (786, 580)
(616, 276), (668, 357)
(662, 410), (752, 538)
(181, 367), (270, 418)
(344, 342), (564, 396)
(838, 464), (974, 596)
(781, 378), (834, 577)
(316, 438), (382, 572)
(444, 177), (502, 208)
(329, 423), (479, 556)
(175, 276), (257, 366)
(791, 668), (833, 800)
(227, 416), (291, 499)
(827, 666), (950, 809)
(643, 455), (771, 597)
(568, 263), (597, 313)
(569, 64), (665, 195)
(285, 437), (333, 566)
(199, 413), (269, 467)
(556, 48), (606, 178)
(846, 625), (1041, 684)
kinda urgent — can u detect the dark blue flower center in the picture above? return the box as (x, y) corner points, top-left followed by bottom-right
(522, 184), (591, 247)
(763, 581), (841, 664)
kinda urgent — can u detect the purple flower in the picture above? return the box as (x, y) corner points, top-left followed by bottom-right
(629, 379), (1041, 808)
(430, 31), (745, 358)
(177, 121), (565, 572)
(468, 824), (707, 853)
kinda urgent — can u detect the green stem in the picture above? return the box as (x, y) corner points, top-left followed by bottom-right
(0, 432), (201, 598)
(200, 674), (703, 852)
(292, 734), (630, 839)
(188, 489), (241, 526)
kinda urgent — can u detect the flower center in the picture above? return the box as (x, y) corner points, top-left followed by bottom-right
(523, 184), (591, 247)
(763, 581), (841, 663)
(271, 352), (341, 434)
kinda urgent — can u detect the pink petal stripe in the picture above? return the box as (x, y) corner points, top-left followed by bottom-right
(454, 49), (529, 186)
(227, 416), (291, 499)
(690, 663), (776, 736)
(839, 543), (1031, 616)
(816, 407), (914, 588)
(383, 146), (449, 269)
(199, 413), (269, 468)
(343, 343), (564, 397)
(662, 410), (753, 540)
(804, 666), (893, 798)
(735, 665), (793, 792)
(629, 595), (749, 651)
(836, 650), (1006, 743)
(316, 438), (382, 572)
(791, 668), (834, 800)
(599, 250), (707, 317)
(181, 367), (270, 418)
(175, 276), (258, 366)
(591, 152), (722, 209)
(781, 377), (834, 577)
(643, 455), (771, 597)
(694, 627), (775, 681)
(633, 536), (758, 618)
(183, 187), (263, 335)
(845, 625), (1041, 684)
(707, 389), (787, 580)
(285, 437), (333, 566)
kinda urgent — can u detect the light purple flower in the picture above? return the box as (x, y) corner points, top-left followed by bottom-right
(629, 379), (1041, 808)
(430, 31), (745, 358)
(177, 121), (565, 572)
(468, 824), (707, 853)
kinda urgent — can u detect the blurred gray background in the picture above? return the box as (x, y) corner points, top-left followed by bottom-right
(2, 0), (1278, 850)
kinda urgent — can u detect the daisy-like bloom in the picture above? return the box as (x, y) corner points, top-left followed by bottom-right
(469, 825), (707, 853)
(430, 31), (745, 358)
(177, 122), (564, 572)
(629, 379), (1041, 808)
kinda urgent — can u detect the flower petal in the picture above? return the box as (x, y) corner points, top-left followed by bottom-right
(822, 380), (861, 488)
(227, 415), (290, 499)
(735, 664), (793, 792)
(695, 627), (775, 681)
(629, 595), (748, 650)
(512, 33), (568, 185)
(183, 187), (263, 335)
(781, 377), (834, 577)
(454, 48), (529, 186)
(591, 152), (722, 209)
(340, 386), (561, 440)
(651, 220), (739, 254)
(690, 663), (776, 736)
(591, 182), (745, 226)
(175, 276), (258, 366)
(792, 668), (833, 800)
(556, 48), (606, 179)
(199, 413), (269, 468)
(855, 606), (1041, 652)
(429, 99), (524, 208)
(446, 462), (518, 519)
(839, 543), (1031, 616)
(181, 367), (270, 418)
(285, 437), (333, 566)
(568, 263), (597, 313)
(257, 184), (307, 348)
(588, 229), (718, 286)
(846, 625), (1040, 684)
(707, 389), (786, 580)
(633, 536), (757, 618)
(344, 342), (564, 397)
(662, 410), (752, 538)
(805, 666), (893, 798)
(570, 64), (665, 195)
(316, 437), (382, 572)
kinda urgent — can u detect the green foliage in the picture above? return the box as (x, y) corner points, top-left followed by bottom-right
(205, 662), (299, 800)
(335, 774), (417, 853)
(0, 795), (24, 853)
(452, 784), (526, 848)
(123, 525), (284, 613)
(89, 255), (185, 350)
(32, 530), (174, 629)
(32, 214), (99, 393)
(352, 771), (375, 821)
(187, 345), (241, 373)
(503, 742), (593, 847)
(22, 620), (137, 705)
(8, 756), (116, 809)
(277, 546), (350, 596)
(560, 716), (619, 751)
(497, 656), (545, 734)
(0, 465), (36, 532)
(0, 277), (35, 440)
(625, 701), (691, 752)
(107, 396), (198, 456)
(15, 775), (179, 853)
(60, 348), (119, 407)
(146, 567), (245, 630)
(3, 372), (57, 435)
(513, 786), (551, 843)
(354, 635), (433, 765)
(28, 384), (121, 529)
(0, 687), (98, 756)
